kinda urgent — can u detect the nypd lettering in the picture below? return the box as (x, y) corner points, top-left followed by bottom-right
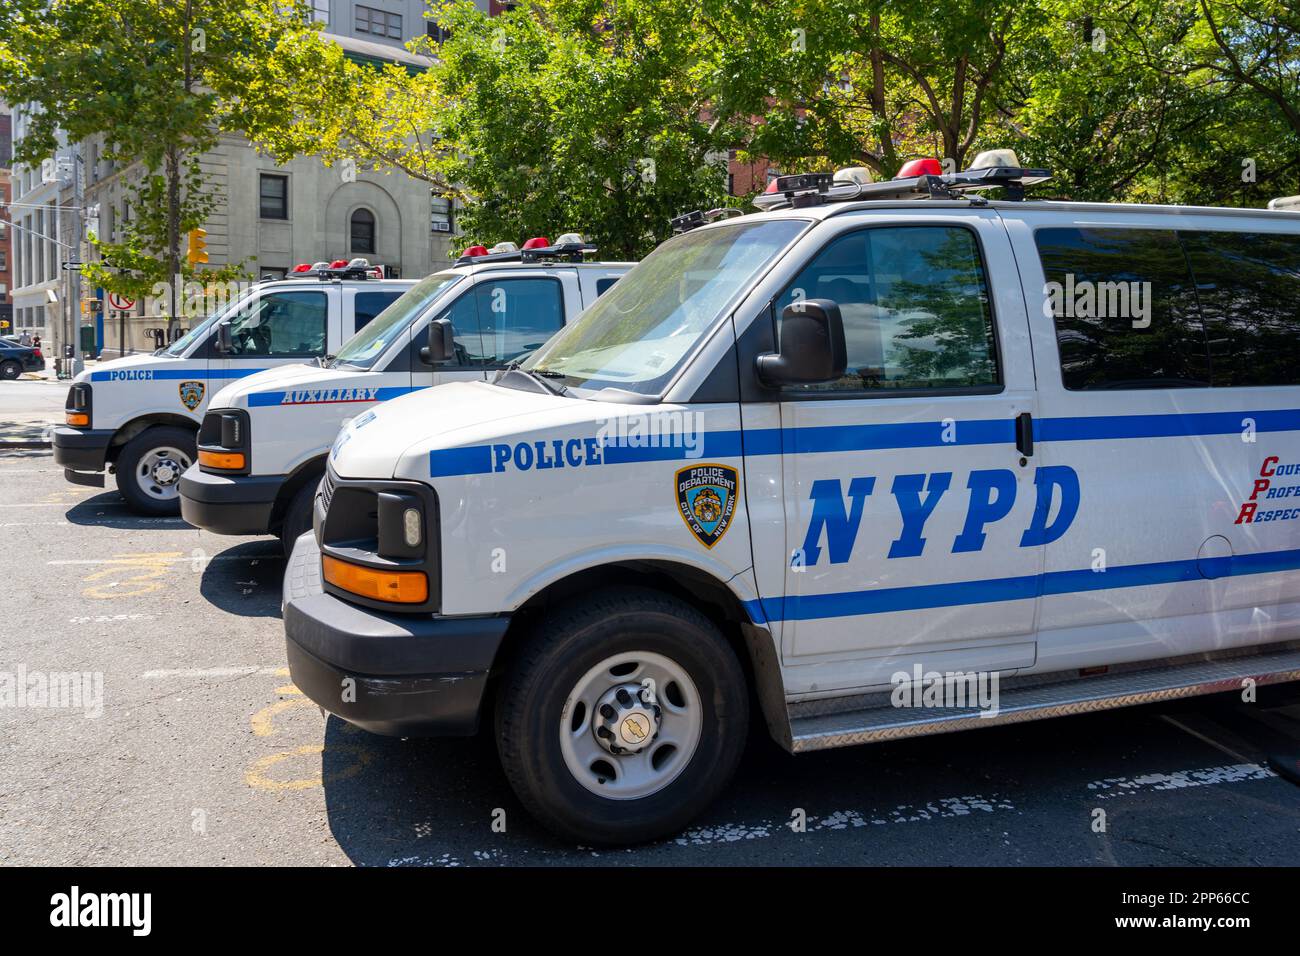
(799, 465), (1081, 566)
(279, 387), (381, 406)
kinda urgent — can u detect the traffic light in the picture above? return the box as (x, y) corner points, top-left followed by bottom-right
(187, 228), (209, 267)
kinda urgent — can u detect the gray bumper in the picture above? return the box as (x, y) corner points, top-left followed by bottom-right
(282, 533), (509, 737)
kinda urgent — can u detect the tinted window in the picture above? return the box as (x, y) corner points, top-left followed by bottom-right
(444, 278), (564, 367)
(224, 291), (327, 357)
(1179, 231), (1300, 387)
(776, 225), (999, 391)
(1035, 228), (1208, 390)
(353, 291), (402, 333)
(595, 277), (620, 296)
(259, 175), (288, 220)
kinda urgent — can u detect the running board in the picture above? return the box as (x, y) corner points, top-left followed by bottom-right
(788, 647), (1300, 753)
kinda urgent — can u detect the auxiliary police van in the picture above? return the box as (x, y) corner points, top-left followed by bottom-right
(281, 153), (1300, 844)
(178, 236), (631, 553)
(54, 260), (414, 515)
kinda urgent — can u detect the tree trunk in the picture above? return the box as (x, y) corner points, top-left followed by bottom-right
(165, 145), (181, 339)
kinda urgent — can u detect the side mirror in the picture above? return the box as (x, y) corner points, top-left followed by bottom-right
(419, 317), (455, 365)
(215, 320), (233, 354)
(756, 299), (847, 386)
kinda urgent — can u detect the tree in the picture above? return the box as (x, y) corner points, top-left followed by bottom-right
(257, 0), (739, 260)
(0, 0), (329, 328)
(703, 0), (1029, 179)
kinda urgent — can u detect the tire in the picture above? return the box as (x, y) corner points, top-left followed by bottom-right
(496, 587), (749, 845)
(114, 426), (197, 516)
(279, 479), (318, 557)
(0, 360), (20, 380)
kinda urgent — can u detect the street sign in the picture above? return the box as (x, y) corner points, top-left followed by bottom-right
(107, 293), (136, 311)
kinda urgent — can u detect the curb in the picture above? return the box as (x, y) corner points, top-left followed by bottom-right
(0, 441), (52, 449)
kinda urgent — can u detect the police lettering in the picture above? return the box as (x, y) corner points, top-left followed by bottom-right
(108, 369), (154, 381)
(492, 438), (602, 473)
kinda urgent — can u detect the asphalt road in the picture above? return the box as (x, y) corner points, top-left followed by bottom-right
(1, 441), (1299, 865)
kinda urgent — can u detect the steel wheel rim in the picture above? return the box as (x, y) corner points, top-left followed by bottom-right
(559, 650), (703, 800)
(136, 446), (191, 501)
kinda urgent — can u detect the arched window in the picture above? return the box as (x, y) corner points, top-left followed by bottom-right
(350, 208), (376, 254)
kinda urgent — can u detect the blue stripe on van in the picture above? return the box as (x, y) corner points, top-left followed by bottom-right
(247, 386), (421, 407)
(425, 408), (1300, 477)
(744, 546), (1300, 624)
(90, 367), (272, 382)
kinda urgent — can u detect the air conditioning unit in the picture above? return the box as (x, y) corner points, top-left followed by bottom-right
(431, 220), (452, 233)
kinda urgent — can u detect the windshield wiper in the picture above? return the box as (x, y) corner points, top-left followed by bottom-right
(316, 353), (337, 368)
(497, 360), (568, 396)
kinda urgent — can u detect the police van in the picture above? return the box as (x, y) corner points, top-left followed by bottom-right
(53, 260), (414, 515)
(178, 237), (631, 553)
(281, 153), (1300, 844)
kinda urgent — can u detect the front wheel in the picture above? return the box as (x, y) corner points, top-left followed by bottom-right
(496, 587), (749, 845)
(279, 479), (318, 557)
(115, 426), (196, 516)
(0, 360), (20, 380)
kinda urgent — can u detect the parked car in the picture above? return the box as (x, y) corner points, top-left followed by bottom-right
(0, 338), (46, 378)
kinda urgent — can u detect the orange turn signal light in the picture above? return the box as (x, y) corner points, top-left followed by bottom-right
(199, 450), (245, 470)
(65, 412), (89, 426)
(323, 555), (428, 604)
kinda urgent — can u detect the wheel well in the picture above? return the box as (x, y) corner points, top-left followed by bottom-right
(107, 415), (198, 462)
(268, 456), (327, 533)
(485, 562), (788, 745)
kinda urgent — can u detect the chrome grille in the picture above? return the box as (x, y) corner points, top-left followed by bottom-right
(320, 466), (337, 512)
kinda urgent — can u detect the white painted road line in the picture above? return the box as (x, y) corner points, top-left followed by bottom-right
(141, 667), (285, 679)
(1086, 762), (1276, 799)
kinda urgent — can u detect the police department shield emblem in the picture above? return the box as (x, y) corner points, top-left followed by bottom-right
(675, 463), (738, 549)
(178, 381), (204, 411)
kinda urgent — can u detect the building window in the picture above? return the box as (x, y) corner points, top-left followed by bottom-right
(259, 174), (288, 220)
(350, 208), (376, 254)
(356, 5), (402, 39)
(426, 22), (452, 44)
(310, 0), (329, 23)
(431, 196), (452, 233)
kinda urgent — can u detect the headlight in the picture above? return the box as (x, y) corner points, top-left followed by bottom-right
(197, 409), (251, 473)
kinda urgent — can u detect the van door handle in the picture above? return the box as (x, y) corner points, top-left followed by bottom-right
(1015, 412), (1034, 457)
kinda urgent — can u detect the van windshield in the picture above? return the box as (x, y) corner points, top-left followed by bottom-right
(523, 219), (807, 395)
(333, 272), (463, 370)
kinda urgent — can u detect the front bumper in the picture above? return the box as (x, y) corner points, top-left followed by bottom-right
(282, 533), (509, 737)
(52, 426), (114, 483)
(179, 463), (284, 535)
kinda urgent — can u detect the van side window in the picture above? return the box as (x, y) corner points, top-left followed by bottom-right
(469, 277), (565, 367)
(776, 225), (999, 391)
(1034, 228), (1208, 390)
(353, 291), (402, 333)
(1179, 231), (1300, 388)
(595, 277), (620, 296)
(223, 290), (328, 357)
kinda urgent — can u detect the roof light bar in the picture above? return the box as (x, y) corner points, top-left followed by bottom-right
(753, 155), (1053, 211)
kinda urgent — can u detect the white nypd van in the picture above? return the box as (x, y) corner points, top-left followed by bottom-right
(282, 154), (1300, 844)
(178, 237), (631, 553)
(53, 260), (413, 515)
